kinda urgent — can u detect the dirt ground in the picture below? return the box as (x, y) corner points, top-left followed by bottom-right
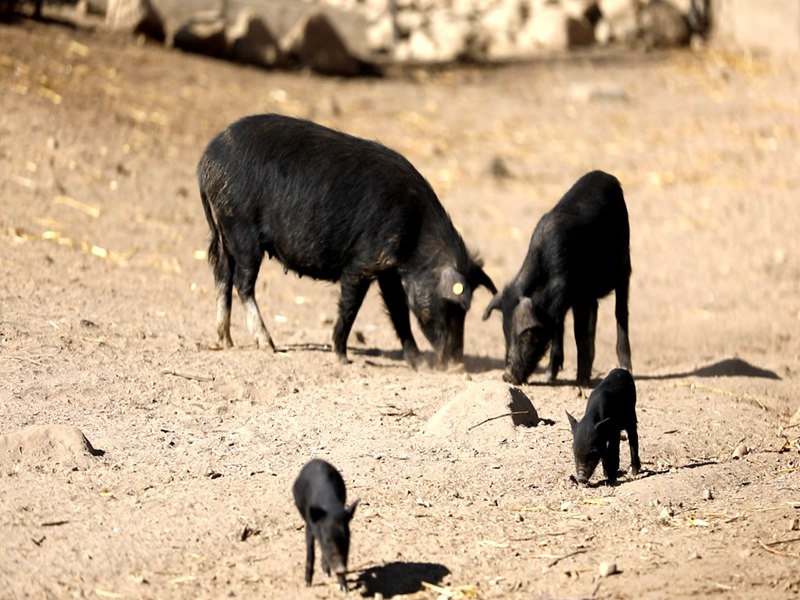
(1, 14), (800, 600)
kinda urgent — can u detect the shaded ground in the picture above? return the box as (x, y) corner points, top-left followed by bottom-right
(1, 16), (799, 600)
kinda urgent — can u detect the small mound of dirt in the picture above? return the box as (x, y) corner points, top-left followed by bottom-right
(423, 381), (541, 447)
(0, 425), (104, 473)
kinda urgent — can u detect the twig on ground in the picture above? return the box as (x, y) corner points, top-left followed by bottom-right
(468, 411), (529, 431)
(546, 548), (587, 568)
(161, 369), (214, 382)
(757, 539), (800, 558)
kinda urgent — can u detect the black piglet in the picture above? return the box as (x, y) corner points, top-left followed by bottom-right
(293, 459), (359, 592)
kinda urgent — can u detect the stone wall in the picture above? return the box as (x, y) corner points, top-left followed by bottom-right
(36, 0), (799, 76)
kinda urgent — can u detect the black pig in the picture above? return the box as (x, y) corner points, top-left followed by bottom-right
(566, 368), (641, 484)
(483, 170), (632, 386)
(293, 459), (359, 592)
(198, 114), (496, 368)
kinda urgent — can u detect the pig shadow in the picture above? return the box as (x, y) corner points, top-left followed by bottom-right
(574, 459), (719, 488)
(355, 561), (450, 598)
(280, 343), (506, 372)
(520, 357), (781, 388)
(638, 357), (781, 382)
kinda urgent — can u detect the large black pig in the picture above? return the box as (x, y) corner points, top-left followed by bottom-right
(483, 170), (632, 386)
(198, 114), (496, 368)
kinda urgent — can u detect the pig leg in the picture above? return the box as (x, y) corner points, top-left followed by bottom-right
(627, 423), (641, 476)
(304, 526), (315, 586)
(212, 248), (234, 348)
(333, 277), (371, 364)
(547, 319), (565, 382)
(602, 434), (621, 484)
(615, 277), (632, 372)
(573, 301), (598, 387)
(377, 270), (421, 369)
(233, 253), (276, 351)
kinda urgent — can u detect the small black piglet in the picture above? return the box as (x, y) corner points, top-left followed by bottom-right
(566, 368), (641, 484)
(293, 459), (359, 592)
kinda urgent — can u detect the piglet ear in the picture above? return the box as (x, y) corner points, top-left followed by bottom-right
(482, 292), (502, 320)
(565, 411), (579, 433)
(309, 506), (327, 523)
(511, 297), (537, 337)
(439, 266), (472, 310)
(346, 498), (360, 521)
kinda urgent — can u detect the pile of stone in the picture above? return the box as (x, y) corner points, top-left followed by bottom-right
(98, 0), (708, 74)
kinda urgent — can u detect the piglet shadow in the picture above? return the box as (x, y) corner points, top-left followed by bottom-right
(356, 561), (450, 598)
(573, 459), (720, 488)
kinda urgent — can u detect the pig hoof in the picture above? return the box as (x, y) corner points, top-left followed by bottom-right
(502, 371), (521, 384)
(404, 349), (422, 370)
(337, 354), (352, 365)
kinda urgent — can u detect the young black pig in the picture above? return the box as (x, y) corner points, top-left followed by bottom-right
(198, 114), (496, 368)
(483, 170), (632, 386)
(293, 459), (359, 592)
(566, 368), (641, 484)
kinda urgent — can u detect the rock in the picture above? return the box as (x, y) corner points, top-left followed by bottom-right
(567, 16), (596, 47)
(227, 10), (281, 67)
(424, 382), (541, 447)
(524, 4), (569, 52)
(173, 13), (227, 58)
(659, 506), (674, 520)
(598, 561), (618, 577)
(790, 404), (800, 425)
(789, 517), (800, 531)
(703, 488), (713, 500)
(639, 0), (691, 49)
(597, 0), (638, 43)
(105, 0), (164, 40)
(281, 12), (367, 76)
(732, 442), (749, 459)
(0, 425), (104, 472)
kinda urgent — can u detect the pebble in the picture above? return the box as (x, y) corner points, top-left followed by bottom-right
(598, 561), (618, 577)
(659, 506), (674, 520)
(732, 442), (749, 459)
(789, 517), (800, 531)
(703, 488), (713, 501)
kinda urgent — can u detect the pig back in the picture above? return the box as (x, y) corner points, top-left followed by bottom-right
(202, 114), (461, 281)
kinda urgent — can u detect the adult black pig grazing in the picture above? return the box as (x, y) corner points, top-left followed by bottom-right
(483, 170), (632, 386)
(198, 114), (496, 368)
(293, 459), (359, 592)
(566, 368), (641, 484)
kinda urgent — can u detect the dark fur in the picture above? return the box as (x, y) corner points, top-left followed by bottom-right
(292, 459), (359, 592)
(483, 170), (632, 386)
(566, 368), (641, 484)
(198, 114), (496, 368)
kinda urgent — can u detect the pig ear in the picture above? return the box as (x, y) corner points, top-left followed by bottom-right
(566, 411), (579, 433)
(309, 506), (327, 523)
(439, 266), (472, 310)
(346, 498), (360, 521)
(594, 418), (612, 434)
(482, 292), (502, 321)
(511, 297), (538, 337)
(471, 265), (498, 295)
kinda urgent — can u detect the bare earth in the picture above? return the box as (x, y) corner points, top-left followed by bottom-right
(1, 17), (799, 600)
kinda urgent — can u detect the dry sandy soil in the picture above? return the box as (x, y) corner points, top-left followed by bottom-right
(1, 13), (800, 600)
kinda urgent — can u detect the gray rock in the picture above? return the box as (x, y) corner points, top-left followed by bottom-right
(227, 9), (281, 67)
